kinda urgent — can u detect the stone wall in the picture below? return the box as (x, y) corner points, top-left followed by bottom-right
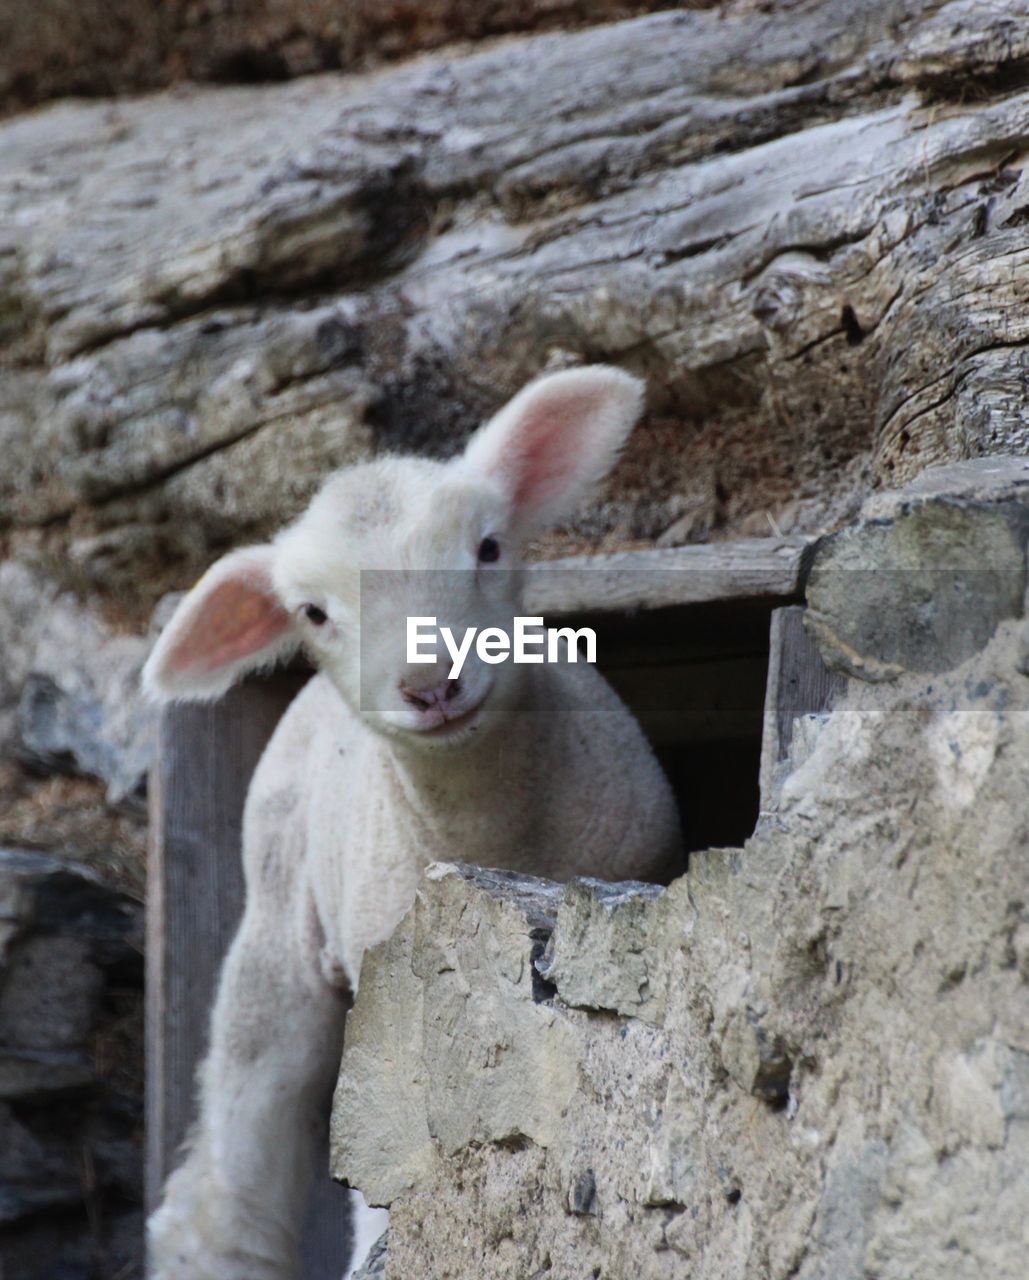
(331, 459), (1029, 1278)
(0, 848), (145, 1278)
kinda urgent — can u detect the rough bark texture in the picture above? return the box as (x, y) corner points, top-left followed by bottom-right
(331, 458), (1029, 1280)
(0, 1), (696, 119)
(2, 0), (1028, 623)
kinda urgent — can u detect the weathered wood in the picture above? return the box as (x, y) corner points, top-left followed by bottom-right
(759, 605), (846, 807)
(2, 1), (1028, 614)
(145, 672), (353, 1276)
(525, 538), (812, 617)
(0, 1), (688, 120)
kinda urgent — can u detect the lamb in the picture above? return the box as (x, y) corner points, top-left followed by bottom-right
(143, 365), (683, 1279)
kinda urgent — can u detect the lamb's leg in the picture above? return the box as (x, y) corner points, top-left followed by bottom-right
(149, 895), (348, 1280)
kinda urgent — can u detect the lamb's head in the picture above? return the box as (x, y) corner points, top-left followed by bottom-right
(142, 365), (644, 750)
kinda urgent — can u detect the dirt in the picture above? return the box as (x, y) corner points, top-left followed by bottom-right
(0, 760), (147, 899)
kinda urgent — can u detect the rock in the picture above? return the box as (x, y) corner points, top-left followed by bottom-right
(14, 593), (157, 807)
(0, 847), (143, 1275)
(0, 845), (142, 962)
(0, 933), (104, 1050)
(0, 1048), (97, 1100)
(719, 1007), (793, 1104)
(350, 1230), (388, 1280)
(860, 456), (1029, 518)
(0, 562), (59, 755)
(805, 457), (1029, 680)
(0, 564), (158, 811)
(332, 615), (1029, 1279)
(330, 863), (573, 1206)
(538, 877), (667, 1021)
(0, 1101), (85, 1221)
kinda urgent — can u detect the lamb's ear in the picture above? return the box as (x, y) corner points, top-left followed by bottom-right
(142, 546), (297, 702)
(460, 366), (645, 535)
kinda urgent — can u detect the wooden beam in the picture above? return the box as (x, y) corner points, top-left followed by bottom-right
(145, 672), (353, 1277)
(525, 538), (811, 618)
(759, 605), (846, 809)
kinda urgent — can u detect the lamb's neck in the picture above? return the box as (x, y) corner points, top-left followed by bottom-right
(381, 683), (550, 845)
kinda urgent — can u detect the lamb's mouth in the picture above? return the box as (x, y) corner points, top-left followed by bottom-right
(410, 694), (489, 740)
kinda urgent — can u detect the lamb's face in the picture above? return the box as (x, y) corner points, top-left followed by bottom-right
(272, 455), (527, 751)
(142, 367), (644, 715)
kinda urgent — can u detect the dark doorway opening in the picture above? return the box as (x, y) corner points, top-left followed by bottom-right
(568, 597), (780, 862)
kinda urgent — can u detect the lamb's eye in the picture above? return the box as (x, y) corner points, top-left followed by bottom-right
(301, 603), (328, 626)
(477, 536), (501, 564)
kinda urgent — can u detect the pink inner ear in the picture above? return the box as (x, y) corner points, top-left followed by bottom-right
(508, 393), (605, 512)
(168, 577), (293, 675)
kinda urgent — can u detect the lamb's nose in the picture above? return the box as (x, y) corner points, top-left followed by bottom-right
(401, 677), (462, 711)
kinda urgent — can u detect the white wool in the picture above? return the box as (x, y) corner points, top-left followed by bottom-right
(144, 367), (681, 1279)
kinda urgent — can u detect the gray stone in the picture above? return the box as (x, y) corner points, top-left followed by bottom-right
(332, 617), (1029, 1279)
(331, 862), (577, 1207)
(0, 1102), (83, 1222)
(0, 846), (142, 956)
(802, 1140), (891, 1280)
(14, 593), (157, 806)
(0, 933), (104, 1050)
(568, 1167), (598, 1216)
(860, 456), (1029, 519)
(0, 1048), (97, 1099)
(805, 460), (1029, 680)
(350, 1230), (388, 1280)
(0, 568), (155, 811)
(0, 561), (59, 755)
(538, 877), (666, 1021)
(719, 1007), (792, 1103)
(0, 847), (143, 1269)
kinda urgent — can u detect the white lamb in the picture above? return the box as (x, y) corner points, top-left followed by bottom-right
(143, 365), (682, 1279)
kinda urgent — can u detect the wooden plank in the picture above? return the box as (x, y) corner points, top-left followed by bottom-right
(146, 672), (353, 1277)
(759, 606), (846, 808)
(525, 538), (812, 618)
